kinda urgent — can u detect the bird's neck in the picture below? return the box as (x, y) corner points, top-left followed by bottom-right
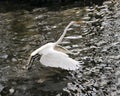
(55, 22), (73, 45)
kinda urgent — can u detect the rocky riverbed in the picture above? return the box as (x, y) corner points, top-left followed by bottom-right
(0, 0), (119, 96)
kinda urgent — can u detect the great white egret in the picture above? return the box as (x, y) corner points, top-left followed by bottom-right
(27, 21), (80, 71)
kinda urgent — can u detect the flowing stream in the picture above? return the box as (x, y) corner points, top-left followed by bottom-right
(0, 0), (119, 96)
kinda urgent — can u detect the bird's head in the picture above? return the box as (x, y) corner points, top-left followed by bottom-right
(26, 51), (40, 70)
(26, 42), (55, 70)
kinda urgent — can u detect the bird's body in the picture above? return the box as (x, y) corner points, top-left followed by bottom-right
(40, 43), (79, 70)
(27, 21), (80, 71)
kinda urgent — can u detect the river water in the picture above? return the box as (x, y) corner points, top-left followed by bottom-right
(0, 0), (119, 96)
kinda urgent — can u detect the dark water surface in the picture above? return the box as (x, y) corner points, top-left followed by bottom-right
(0, 0), (119, 96)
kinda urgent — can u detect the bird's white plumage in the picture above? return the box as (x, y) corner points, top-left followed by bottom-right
(27, 21), (80, 71)
(40, 48), (79, 70)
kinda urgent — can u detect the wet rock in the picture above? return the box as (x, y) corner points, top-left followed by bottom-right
(85, 8), (94, 12)
(0, 86), (15, 96)
(94, 12), (104, 19)
(12, 58), (17, 62)
(0, 84), (4, 93)
(82, 16), (91, 21)
(9, 88), (15, 94)
(0, 54), (8, 59)
(90, 19), (103, 26)
(65, 35), (82, 40)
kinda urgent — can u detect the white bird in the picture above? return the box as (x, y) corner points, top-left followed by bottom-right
(27, 21), (80, 71)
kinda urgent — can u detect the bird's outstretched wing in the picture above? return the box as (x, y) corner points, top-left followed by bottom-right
(40, 50), (79, 70)
(54, 45), (73, 54)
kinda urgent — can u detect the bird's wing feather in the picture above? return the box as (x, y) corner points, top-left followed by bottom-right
(54, 45), (73, 54)
(40, 50), (79, 70)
